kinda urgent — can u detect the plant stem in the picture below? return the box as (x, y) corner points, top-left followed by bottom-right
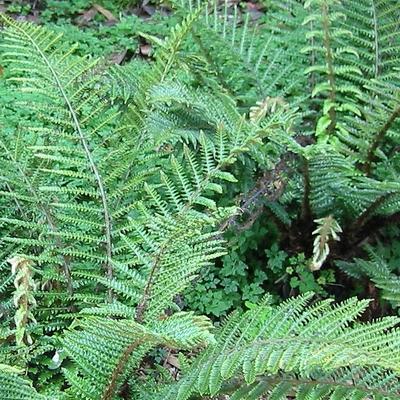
(321, 1), (337, 135)
(363, 105), (400, 174)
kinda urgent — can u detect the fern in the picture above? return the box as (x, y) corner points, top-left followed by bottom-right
(342, 0), (400, 80)
(337, 247), (400, 308)
(174, 0), (308, 112)
(1, 1), (400, 399)
(302, 0), (362, 144)
(62, 312), (214, 399)
(0, 15), (118, 301)
(0, 9), (285, 397)
(146, 294), (400, 399)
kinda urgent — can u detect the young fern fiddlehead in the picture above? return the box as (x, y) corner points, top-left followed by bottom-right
(310, 215), (342, 271)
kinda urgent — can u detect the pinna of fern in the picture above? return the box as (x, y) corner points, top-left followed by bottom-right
(0, 368), (51, 400)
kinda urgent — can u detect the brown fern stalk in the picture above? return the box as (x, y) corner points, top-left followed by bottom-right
(135, 245), (167, 323)
(363, 105), (400, 175)
(101, 339), (145, 400)
(349, 191), (396, 238)
(300, 158), (312, 225)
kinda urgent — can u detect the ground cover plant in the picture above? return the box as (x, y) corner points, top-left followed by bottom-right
(1, 0), (400, 399)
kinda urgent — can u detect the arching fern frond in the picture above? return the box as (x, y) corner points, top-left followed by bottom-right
(337, 247), (400, 308)
(62, 312), (214, 400)
(145, 294), (400, 399)
(342, 0), (400, 80)
(0, 15), (118, 296)
(302, 0), (362, 143)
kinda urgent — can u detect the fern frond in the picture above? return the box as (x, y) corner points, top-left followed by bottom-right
(337, 248), (400, 308)
(62, 312), (214, 400)
(0, 370), (49, 400)
(311, 215), (342, 271)
(147, 294), (400, 399)
(342, 0), (400, 80)
(0, 15), (118, 294)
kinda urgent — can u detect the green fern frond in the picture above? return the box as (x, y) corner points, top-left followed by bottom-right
(147, 294), (400, 399)
(337, 248), (400, 308)
(226, 367), (400, 400)
(181, 0), (308, 108)
(302, 0), (362, 142)
(342, 0), (400, 80)
(0, 15), (118, 295)
(0, 370), (50, 400)
(62, 312), (214, 400)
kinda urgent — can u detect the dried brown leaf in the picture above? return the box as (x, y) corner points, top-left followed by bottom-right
(166, 354), (180, 369)
(77, 7), (97, 25)
(108, 50), (127, 65)
(93, 3), (117, 22)
(139, 44), (152, 57)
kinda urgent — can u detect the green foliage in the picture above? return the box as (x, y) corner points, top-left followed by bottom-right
(337, 244), (400, 308)
(40, 0), (140, 23)
(1, 0), (400, 399)
(287, 253), (336, 296)
(0, 369), (50, 400)
(186, 220), (271, 316)
(147, 294), (400, 400)
(62, 312), (215, 399)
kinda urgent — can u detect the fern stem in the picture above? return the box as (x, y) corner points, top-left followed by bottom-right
(7, 19), (114, 298)
(354, 212), (400, 248)
(219, 156), (291, 232)
(300, 157), (312, 224)
(135, 245), (167, 323)
(321, 1), (337, 134)
(4, 182), (27, 221)
(371, 0), (380, 78)
(101, 339), (145, 400)
(308, 19), (317, 93)
(349, 191), (396, 237)
(363, 105), (400, 174)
